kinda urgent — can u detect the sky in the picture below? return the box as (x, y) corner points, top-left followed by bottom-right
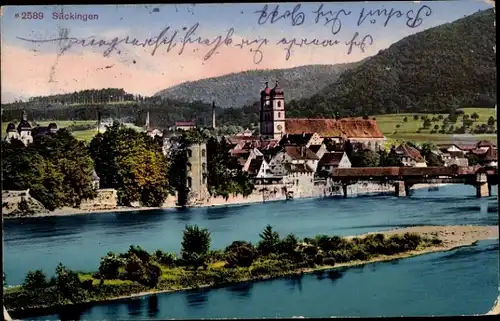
(0, 1), (495, 103)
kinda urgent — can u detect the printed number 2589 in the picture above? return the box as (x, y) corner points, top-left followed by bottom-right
(21, 12), (44, 19)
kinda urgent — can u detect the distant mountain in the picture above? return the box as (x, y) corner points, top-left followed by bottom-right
(286, 8), (497, 118)
(154, 63), (359, 108)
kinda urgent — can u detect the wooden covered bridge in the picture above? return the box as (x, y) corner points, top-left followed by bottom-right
(329, 166), (498, 198)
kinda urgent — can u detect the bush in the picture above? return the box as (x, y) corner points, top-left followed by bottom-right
(153, 250), (176, 267)
(323, 257), (336, 266)
(226, 243), (257, 268)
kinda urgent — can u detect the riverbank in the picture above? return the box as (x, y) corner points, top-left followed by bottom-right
(3, 183), (452, 220)
(5, 225), (497, 317)
(487, 295), (500, 315)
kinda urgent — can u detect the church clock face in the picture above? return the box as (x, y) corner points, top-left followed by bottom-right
(277, 125), (283, 131)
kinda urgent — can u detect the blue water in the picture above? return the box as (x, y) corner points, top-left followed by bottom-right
(4, 185), (498, 287)
(25, 240), (499, 319)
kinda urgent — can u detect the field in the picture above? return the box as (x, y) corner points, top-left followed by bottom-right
(1, 108), (496, 144)
(360, 108), (497, 144)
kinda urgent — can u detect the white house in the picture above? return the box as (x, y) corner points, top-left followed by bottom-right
(247, 157), (272, 178)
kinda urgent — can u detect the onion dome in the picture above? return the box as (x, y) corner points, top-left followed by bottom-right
(48, 122), (58, 130)
(270, 80), (284, 96)
(260, 81), (271, 97)
(6, 123), (16, 133)
(17, 119), (31, 132)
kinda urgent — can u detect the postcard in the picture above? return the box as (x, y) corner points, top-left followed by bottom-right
(1, 1), (498, 320)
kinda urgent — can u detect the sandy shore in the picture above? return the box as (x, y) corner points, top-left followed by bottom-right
(3, 183), (452, 220)
(15, 225), (494, 309)
(487, 295), (500, 315)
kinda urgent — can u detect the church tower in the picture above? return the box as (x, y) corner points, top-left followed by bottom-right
(259, 80), (286, 140)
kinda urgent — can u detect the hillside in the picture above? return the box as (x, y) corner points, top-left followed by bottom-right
(286, 8), (496, 118)
(154, 63), (359, 108)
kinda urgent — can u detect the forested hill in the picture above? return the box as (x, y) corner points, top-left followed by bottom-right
(286, 8), (497, 118)
(154, 63), (359, 108)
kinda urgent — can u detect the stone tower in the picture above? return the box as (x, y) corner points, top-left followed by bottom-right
(259, 80), (286, 140)
(185, 142), (209, 204)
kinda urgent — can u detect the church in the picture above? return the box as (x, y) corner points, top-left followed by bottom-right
(257, 81), (387, 150)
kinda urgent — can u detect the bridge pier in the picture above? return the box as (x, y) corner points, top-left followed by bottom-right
(342, 184), (348, 198)
(394, 181), (409, 197)
(476, 173), (489, 198)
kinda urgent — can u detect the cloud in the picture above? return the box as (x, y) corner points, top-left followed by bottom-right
(1, 32), (393, 102)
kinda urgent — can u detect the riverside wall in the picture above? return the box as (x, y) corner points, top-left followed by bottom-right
(79, 189), (118, 210)
(163, 180), (396, 208)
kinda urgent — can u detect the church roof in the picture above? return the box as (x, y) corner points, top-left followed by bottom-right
(17, 120), (32, 131)
(6, 123), (16, 132)
(285, 118), (384, 139)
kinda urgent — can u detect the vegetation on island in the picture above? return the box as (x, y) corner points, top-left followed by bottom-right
(3, 224), (443, 313)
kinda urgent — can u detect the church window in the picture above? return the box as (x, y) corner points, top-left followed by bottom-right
(277, 101), (281, 107)
(187, 149), (192, 158)
(202, 149), (206, 157)
(187, 177), (192, 188)
(278, 112), (281, 118)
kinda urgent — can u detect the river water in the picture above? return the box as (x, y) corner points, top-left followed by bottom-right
(4, 184), (499, 318)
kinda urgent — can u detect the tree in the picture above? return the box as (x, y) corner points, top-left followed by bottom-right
(99, 252), (125, 279)
(257, 225), (281, 255)
(89, 122), (170, 206)
(55, 263), (88, 304)
(23, 270), (48, 291)
(379, 149), (403, 166)
(351, 150), (380, 167)
(471, 112), (479, 120)
(403, 116), (408, 122)
(278, 233), (299, 256)
(487, 116), (495, 126)
(420, 142), (443, 166)
(181, 225), (211, 269)
(413, 115), (419, 120)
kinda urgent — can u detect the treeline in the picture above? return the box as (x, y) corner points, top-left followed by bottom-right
(285, 8), (496, 117)
(25, 88), (139, 105)
(4, 224), (442, 313)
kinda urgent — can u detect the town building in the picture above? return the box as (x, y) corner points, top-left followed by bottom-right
(258, 81), (386, 149)
(175, 121), (196, 131)
(317, 152), (352, 174)
(393, 144), (427, 167)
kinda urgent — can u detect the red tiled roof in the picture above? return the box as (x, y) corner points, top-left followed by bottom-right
(456, 144), (476, 151)
(247, 158), (264, 176)
(284, 146), (319, 160)
(476, 140), (496, 148)
(285, 118), (384, 138)
(309, 144), (323, 154)
(395, 145), (424, 162)
(480, 147), (497, 161)
(319, 152), (345, 166)
(175, 121), (195, 126)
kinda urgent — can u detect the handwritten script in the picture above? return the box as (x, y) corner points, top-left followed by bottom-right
(16, 4), (432, 64)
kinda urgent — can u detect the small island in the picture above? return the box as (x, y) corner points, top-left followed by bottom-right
(4, 224), (497, 317)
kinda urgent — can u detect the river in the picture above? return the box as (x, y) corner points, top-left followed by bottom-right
(3, 184), (499, 317)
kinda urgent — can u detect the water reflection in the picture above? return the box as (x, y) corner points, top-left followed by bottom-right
(185, 289), (209, 308)
(147, 295), (159, 318)
(174, 208), (194, 222)
(205, 206), (233, 220)
(314, 270), (326, 280)
(58, 305), (86, 321)
(327, 269), (344, 283)
(226, 282), (254, 298)
(286, 274), (303, 293)
(126, 297), (143, 317)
